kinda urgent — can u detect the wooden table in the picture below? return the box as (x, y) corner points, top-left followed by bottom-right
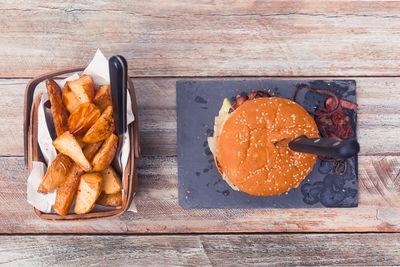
(1, 1), (400, 265)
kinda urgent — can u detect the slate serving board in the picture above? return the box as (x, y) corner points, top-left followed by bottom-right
(177, 80), (358, 209)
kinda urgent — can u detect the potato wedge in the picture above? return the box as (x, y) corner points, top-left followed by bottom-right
(53, 131), (91, 172)
(82, 141), (103, 161)
(83, 141), (103, 160)
(66, 75), (95, 104)
(91, 133), (118, 172)
(53, 142), (101, 216)
(38, 153), (74, 193)
(93, 84), (112, 112)
(62, 83), (81, 113)
(96, 191), (122, 207)
(46, 79), (69, 137)
(54, 163), (85, 216)
(68, 103), (101, 136)
(82, 106), (114, 144)
(74, 173), (103, 214)
(101, 165), (122, 194)
(76, 136), (86, 149)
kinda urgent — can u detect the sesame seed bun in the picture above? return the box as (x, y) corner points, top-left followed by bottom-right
(216, 97), (318, 196)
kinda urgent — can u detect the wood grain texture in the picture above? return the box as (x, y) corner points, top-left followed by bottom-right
(0, 234), (399, 266)
(1, 155), (399, 233)
(1, 1), (400, 77)
(3, 77), (400, 156)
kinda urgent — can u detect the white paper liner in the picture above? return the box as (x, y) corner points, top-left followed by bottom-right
(27, 49), (137, 214)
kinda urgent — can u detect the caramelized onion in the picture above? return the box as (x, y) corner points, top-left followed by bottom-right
(232, 90), (271, 110)
(294, 84), (358, 175)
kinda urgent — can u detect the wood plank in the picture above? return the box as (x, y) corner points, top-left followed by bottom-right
(4, 77), (400, 156)
(1, 155), (400, 233)
(1, 1), (400, 77)
(0, 234), (399, 266)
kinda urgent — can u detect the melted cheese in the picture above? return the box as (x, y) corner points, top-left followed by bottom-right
(207, 98), (240, 191)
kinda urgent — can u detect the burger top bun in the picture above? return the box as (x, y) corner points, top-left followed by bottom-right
(216, 97), (318, 196)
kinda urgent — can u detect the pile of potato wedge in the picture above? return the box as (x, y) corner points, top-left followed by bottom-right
(38, 75), (123, 216)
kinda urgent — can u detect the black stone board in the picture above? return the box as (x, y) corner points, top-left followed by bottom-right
(177, 80), (358, 208)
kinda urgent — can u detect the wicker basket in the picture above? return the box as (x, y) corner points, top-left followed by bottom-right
(24, 67), (140, 221)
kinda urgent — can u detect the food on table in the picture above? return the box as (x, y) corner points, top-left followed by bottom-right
(82, 105), (115, 144)
(96, 191), (122, 207)
(293, 84), (358, 175)
(208, 93), (318, 196)
(53, 134), (103, 216)
(91, 133), (118, 172)
(38, 74), (124, 215)
(38, 153), (74, 193)
(52, 131), (92, 172)
(93, 84), (112, 112)
(46, 79), (69, 136)
(101, 166), (122, 194)
(66, 74), (95, 104)
(68, 103), (101, 136)
(74, 173), (103, 214)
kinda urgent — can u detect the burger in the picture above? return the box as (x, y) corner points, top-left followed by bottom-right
(207, 91), (319, 196)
